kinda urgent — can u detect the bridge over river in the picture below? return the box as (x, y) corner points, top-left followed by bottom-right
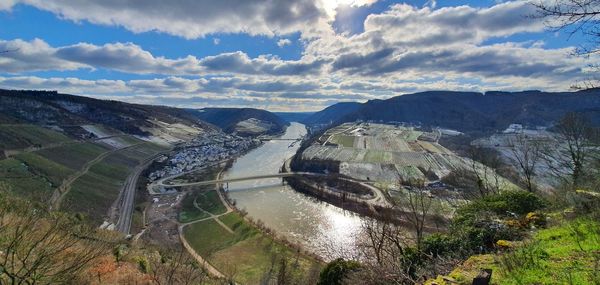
(159, 172), (320, 187)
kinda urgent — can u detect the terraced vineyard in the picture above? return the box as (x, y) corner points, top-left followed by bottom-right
(302, 123), (503, 185)
(0, 123), (168, 224)
(0, 124), (71, 151)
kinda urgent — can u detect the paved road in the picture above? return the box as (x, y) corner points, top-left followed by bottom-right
(114, 152), (167, 234)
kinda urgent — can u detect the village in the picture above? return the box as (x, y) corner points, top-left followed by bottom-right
(148, 131), (261, 182)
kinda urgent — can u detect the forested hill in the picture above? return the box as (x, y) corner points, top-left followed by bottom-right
(188, 107), (289, 136)
(303, 89), (600, 132)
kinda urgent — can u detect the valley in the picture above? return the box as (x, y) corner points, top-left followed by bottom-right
(0, 88), (599, 285)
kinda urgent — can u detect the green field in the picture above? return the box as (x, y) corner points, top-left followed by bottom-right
(178, 191), (211, 223)
(37, 142), (110, 170)
(364, 149), (392, 163)
(0, 125), (71, 150)
(184, 212), (318, 284)
(63, 169), (125, 224)
(0, 158), (54, 200)
(179, 188), (227, 223)
(61, 143), (164, 224)
(197, 190), (227, 214)
(331, 135), (355, 147)
(14, 152), (75, 187)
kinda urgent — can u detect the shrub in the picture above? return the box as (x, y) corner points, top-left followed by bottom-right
(422, 233), (462, 257)
(458, 220), (521, 251)
(318, 258), (360, 285)
(454, 190), (546, 224)
(138, 257), (150, 273)
(525, 212), (547, 228)
(496, 239), (514, 249)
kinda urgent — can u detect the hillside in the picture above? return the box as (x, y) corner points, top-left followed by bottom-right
(188, 107), (289, 136)
(301, 102), (362, 127)
(274, 112), (314, 123)
(0, 89), (217, 227)
(0, 89), (211, 144)
(303, 90), (600, 132)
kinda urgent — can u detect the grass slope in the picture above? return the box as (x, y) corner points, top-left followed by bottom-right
(184, 212), (318, 284)
(0, 125), (71, 150)
(430, 217), (600, 285)
(0, 158), (54, 200)
(62, 143), (165, 224)
(37, 142), (110, 170)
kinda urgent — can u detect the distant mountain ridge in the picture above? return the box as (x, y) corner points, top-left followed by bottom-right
(274, 112), (313, 123)
(303, 90), (600, 132)
(188, 107), (288, 136)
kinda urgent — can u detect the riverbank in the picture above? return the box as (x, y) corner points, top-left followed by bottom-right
(176, 164), (322, 284)
(282, 156), (447, 230)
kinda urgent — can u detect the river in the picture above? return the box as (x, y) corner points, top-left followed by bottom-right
(223, 122), (364, 260)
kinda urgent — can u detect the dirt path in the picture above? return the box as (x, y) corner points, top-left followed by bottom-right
(49, 142), (143, 211)
(192, 196), (234, 234)
(176, 168), (234, 280)
(178, 225), (226, 279)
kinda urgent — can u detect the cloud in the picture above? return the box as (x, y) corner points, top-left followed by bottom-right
(0, 1), (594, 111)
(0, 39), (326, 76)
(213, 38), (220, 45)
(2, 0), (337, 39)
(0, 38), (84, 72)
(199, 51), (326, 75)
(362, 1), (544, 47)
(277, 39), (292, 47)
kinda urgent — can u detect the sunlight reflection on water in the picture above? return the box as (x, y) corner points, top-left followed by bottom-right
(224, 123), (364, 260)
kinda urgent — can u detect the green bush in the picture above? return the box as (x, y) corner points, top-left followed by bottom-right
(318, 258), (360, 285)
(422, 233), (462, 257)
(455, 191), (546, 224)
(450, 191), (544, 252)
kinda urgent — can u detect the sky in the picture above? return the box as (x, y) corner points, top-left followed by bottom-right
(0, 0), (595, 111)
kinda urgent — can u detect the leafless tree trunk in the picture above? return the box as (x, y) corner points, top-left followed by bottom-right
(403, 182), (433, 248)
(0, 197), (112, 284)
(543, 113), (598, 188)
(149, 245), (207, 285)
(509, 133), (544, 192)
(466, 146), (505, 197)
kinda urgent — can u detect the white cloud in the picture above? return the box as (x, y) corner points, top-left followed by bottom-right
(0, 39), (326, 76)
(213, 38), (220, 45)
(0, 1), (594, 110)
(277, 38), (292, 47)
(2, 0), (339, 39)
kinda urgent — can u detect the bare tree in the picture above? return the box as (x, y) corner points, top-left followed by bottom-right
(355, 214), (458, 285)
(403, 182), (434, 248)
(467, 146), (504, 197)
(509, 133), (544, 192)
(532, 1), (600, 88)
(149, 245), (207, 285)
(532, 0), (600, 55)
(543, 113), (598, 188)
(0, 197), (112, 284)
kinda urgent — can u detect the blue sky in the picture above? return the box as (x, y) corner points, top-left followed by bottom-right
(0, 0), (594, 111)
